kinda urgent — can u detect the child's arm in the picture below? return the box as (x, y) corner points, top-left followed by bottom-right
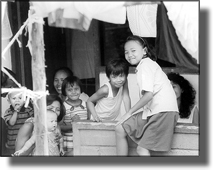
(122, 80), (131, 113)
(7, 110), (18, 126)
(13, 134), (36, 156)
(57, 127), (65, 156)
(86, 85), (109, 122)
(117, 90), (153, 125)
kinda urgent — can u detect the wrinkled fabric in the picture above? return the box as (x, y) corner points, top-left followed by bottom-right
(32, 2), (126, 31)
(164, 2), (198, 63)
(155, 2), (199, 70)
(127, 4), (157, 37)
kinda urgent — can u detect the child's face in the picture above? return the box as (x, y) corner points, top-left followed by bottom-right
(124, 40), (146, 65)
(47, 101), (61, 117)
(8, 92), (25, 111)
(46, 110), (58, 132)
(65, 83), (81, 101)
(54, 71), (69, 95)
(170, 81), (182, 99)
(109, 73), (126, 88)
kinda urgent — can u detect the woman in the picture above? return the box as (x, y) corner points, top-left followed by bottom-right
(167, 72), (199, 126)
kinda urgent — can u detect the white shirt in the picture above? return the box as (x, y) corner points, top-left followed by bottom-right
(136, 58), (179, 118)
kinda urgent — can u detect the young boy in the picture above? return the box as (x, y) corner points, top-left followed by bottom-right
(87, 58), (131, 122)
(3, 91), (34, 155)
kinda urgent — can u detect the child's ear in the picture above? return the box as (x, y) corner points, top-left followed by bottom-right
(7, 98), (11, 104)
(143, 47), (147, 54)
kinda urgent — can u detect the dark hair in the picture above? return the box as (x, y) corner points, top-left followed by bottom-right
(61, 76), (82, 96)
(46, 94), (65, 122)
(50, 67), (73, 94)
(167, 72), (196, 118)
(106, 58), (129, 78)
(1, 67), (18, 97)
(125, 35), (156, 61)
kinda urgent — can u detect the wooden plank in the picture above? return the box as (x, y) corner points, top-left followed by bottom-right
(29, 10), (47, 155)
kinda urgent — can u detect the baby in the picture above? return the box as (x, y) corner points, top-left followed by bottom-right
(13, 109), (64, 156)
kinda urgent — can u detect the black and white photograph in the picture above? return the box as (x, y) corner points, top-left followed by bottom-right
(0, 0), (203, 163)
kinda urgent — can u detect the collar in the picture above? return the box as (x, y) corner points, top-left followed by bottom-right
(135, 57), (149, 73)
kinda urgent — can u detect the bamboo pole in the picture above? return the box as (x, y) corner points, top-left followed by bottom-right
(30, 17), (48, 155)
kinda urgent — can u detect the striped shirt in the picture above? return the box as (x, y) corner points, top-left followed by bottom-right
(63, 100), (87, 125)
(4, 105), (34, 149)
(63, 100), (87, 149)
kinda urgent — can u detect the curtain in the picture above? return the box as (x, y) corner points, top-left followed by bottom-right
(155, 2), (199, 70)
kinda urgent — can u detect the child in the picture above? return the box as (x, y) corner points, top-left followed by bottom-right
(115, 35), (179, 156)
(60, 76), (88, 155)
(13, 109), (65, 156)
(15, 94), (65, 156)
(167, 72), (199, 126)
(3, 91), (34, 155)
(87, 58), (131, 122)
(52, 67), (89, 102)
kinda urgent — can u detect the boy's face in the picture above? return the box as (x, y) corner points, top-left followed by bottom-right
(46, 110), (58, 132)
(65, 83), (81, 101)
(109, 73), (126, 88)
(8, 92), (25, 111)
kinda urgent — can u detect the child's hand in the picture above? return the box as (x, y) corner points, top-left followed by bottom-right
(14, 105), (22, 112)
(13, 150), (24, 156)
(60, 148), (65, 156)
(93, 115), (101, 122)
(71, 115), (80, 122)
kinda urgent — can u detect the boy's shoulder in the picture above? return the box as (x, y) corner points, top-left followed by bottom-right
(99, 83), (109, 94)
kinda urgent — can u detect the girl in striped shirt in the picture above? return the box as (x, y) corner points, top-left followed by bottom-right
(60, 76), (88, 155)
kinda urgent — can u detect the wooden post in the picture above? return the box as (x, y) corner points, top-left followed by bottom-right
(30, 20), (48, 155)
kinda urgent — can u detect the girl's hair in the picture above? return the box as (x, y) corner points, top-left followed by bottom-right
(61, 76), (82, 96)
(167, 72), (196, 118)
(46, 94), (65, 122)
(106, 58), (129, 78)
(50, 67), (74, 94)
(125, 35), (156, 61)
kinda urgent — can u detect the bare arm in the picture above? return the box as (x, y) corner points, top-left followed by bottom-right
(117, 91), (153, 125)
(128, 91), (153, 115)
(14, 133), (36, 156)
(15, 122), (35, 155)
(86, 85), (109, 122)
(192, 106), (199, 126)
(122, 80), (131, 113)
(8, 110), (18, 126)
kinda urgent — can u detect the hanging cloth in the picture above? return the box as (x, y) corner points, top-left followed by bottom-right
(155, 2), (199, 70)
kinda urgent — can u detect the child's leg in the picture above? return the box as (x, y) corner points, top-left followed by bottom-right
(136, 146), (150, 156)
(115, 124), (128, 156)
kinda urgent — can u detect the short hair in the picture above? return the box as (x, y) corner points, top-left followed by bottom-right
(61, 76), (82, 96)
(106, 58), (129, 78)
(46, 94), (65, 122)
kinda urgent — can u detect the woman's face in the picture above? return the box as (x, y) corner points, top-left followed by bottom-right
(47, 101), (61, 117)
(53, 70), (69, 95)
(170, 81), (182, 99)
